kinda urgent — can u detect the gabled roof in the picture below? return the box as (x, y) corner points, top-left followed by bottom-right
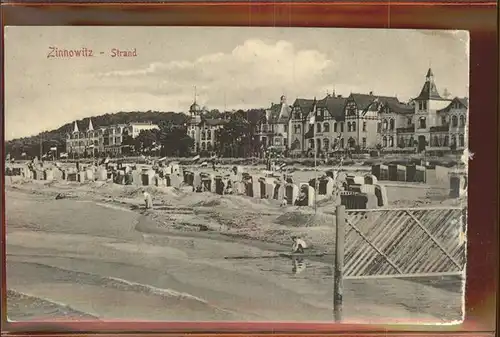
(457, 97), (469, 108)
(293, 98), (315, 113)
(414, 68), (449, 101)
(293, 96), (347, 121)
(348, 93), (400, 112)
(318, 95), (347, 120)
(382, 100), (414, 115)
(437, 97), (469, 113)
(70, 119), (97, 134)
(415, 80), (444, 100)
(265, 102), (292, 124)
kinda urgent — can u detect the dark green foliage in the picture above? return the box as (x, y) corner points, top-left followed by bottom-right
(215, 113), (262, 158)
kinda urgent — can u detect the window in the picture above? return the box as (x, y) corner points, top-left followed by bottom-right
(383, 136), (387, 147)
(419, 117), (426, 129)
(452, 115), (458, 127)
(407, 117), (412, 126)
(389, 136), (394, 147)
(451, 135), (457, 145)
(362, 122), (367, 132)
(362, 137), (367, 148)
(323, 122), (330, 133)
(459, 115), (466, 127)
(340, 138), (344, 148)
(409, 136), (414, 147)
(201, 131), (206, 140)
(377, 121), (381, 133)
(201, 142), (206, 151)
(333, 123), (338, 132)
(316, 123), (322, 133)
(340, 123), (344, 133)
(383, 119), (388, 130)
(309, 139), (314, 149)
(443, 136), (449, 146)
(441, 116), (447, 125)
(347, 122), (351, 132)
(294, 124), (301, 134)
(423, 101), (427, 110)
(323, 138), (329, 150)
(459, 134), (465, 147)
(399, 137), (405, 147)
(433, 136), (439, 147)
(352, 122), (356, 132)
(207, 130), (212, 139)
(389, 119), (395, 131)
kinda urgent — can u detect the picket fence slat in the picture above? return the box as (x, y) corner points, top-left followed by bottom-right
(342, 207), (466, 277)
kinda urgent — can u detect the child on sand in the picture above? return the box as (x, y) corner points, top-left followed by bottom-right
(291, 236), (308, 254)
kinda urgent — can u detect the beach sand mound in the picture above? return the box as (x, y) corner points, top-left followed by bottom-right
(191, 194), (275, 212)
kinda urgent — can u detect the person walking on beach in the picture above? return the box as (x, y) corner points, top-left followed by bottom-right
(291, 236), (308, 254)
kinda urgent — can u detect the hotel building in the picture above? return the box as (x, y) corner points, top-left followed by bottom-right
(65, 120), (159, 156)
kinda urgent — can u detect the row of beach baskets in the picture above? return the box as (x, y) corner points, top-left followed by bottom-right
(371, 164), (426, 183)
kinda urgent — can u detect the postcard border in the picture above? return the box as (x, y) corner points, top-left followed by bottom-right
(0, 1), (498, 334)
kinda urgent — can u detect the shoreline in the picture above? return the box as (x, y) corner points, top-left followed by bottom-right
(5, 180), (464, 322)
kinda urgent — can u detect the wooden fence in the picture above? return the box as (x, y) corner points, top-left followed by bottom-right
(332, 205), (467, 322)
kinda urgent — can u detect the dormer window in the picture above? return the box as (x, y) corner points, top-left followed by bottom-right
(418, 101), (428, 110)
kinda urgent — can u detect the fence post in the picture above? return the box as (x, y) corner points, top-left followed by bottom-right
(334, 205), (346, 322)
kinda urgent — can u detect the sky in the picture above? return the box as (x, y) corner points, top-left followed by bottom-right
(4, 27), (469, 140)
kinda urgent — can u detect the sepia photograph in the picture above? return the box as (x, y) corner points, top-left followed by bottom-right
(4, 26), (469, 324)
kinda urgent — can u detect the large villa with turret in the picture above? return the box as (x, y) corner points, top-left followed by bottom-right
(187, 68), (468, 156)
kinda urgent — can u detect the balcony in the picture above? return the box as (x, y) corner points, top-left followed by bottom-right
(430, 125), (450, 132)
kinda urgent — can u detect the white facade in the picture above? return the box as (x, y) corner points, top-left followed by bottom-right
(66, 120), (160, 156)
